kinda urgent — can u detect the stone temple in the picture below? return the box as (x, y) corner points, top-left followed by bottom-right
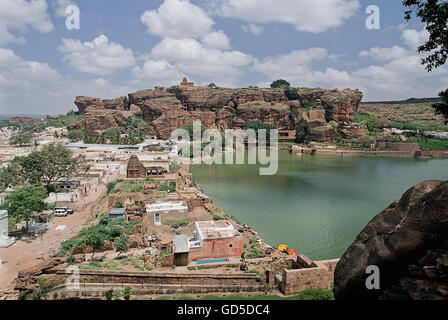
(0, 210), (15, 247)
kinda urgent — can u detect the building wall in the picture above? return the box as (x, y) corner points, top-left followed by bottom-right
(188, 237), (244, 262)
(0, 210), (8, 237)
(279, 259), (339, 295)
(45, 191), (81, 204)
(144, 209), (188, 226)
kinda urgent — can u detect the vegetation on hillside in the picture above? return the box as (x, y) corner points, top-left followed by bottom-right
(0, 143), (87, 191)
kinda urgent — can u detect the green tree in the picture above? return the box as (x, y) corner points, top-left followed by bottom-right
(403, 0), (448, 123)
(4, 186), (48, 228)
(103, 128), (122, 144)
(67, 129), (86, 142)
(270, 79), (290, 89)
(9, 133), (32, 147)
(285, 87), (299, 100)
(207, 83), (217, 88)
(245, 121), (276, 143)
(365, 116), (381, 134)
(0, 161), (23, 191)
(10, 143), (87, 189)
(295, 118), (310, 144)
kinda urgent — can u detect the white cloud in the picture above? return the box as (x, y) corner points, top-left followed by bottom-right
(58, 34), (136, 76)
(0, 25), (26, 45)
(254, 48), (329, 80)
(217, 0), (360, 33)
(251, 28), (448, 100)
(201, 30), (231, 50)
(53, 0), (76, 17)
(141, 0), (214, 39)
(359, 45), (409, 61)
(0, 0), (54, 45)
(0, 47), (140, 114)
(132, 59), (184, 86)
(401, 28), (429, 50)
(150, 37), (253, 78)
(0, 47), (59, 80)
(241, 23), (263, 35)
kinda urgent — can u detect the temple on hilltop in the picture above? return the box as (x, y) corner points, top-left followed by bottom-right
(179, 77), (194, 89)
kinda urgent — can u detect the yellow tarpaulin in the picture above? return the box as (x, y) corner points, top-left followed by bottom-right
(278, 244), (288, 251)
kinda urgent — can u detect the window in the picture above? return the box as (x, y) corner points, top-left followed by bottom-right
(229, 244), (233, 248)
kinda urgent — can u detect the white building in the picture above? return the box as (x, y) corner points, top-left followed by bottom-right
(145, 201), (188, 226)
(0, 210), (15, 247)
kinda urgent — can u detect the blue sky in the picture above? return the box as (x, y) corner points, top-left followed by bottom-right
(0, 0), (447, 114)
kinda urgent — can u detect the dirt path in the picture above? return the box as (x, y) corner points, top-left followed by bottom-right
(0, 183), (107, 291)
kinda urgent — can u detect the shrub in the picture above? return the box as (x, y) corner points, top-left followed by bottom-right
(105, 289), (114, 300)
(114, 234), (129, 253)
(295, 118), (310, 144)
(124, 287), (131, 300)
(296, 288), (334, 300)
(169, 220), (189, 229)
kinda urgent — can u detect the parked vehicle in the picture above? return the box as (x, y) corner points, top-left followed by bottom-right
(67, 208), (74, 215)
(54, 207), (69, 217)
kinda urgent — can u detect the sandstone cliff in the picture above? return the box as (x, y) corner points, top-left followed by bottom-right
(71, 85), (363, 140)
(334, 180), (448, 300)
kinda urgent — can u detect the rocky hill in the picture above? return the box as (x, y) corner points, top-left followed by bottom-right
(68, 80), (363, 140)
(334, 180), (448, 300)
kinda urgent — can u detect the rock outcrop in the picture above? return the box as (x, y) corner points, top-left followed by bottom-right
(334, 180), (448, 300)
(71, 85), (363, 140)
(9, 117), (34, 125)
(14, 258), (65, 291)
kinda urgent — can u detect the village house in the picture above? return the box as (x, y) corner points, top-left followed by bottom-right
(108, 208), (126, 220)
(186, 221), (244, 263)
(144, 201), (188, 226)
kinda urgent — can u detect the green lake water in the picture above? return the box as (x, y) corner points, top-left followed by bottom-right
(191, 153), (448, 260)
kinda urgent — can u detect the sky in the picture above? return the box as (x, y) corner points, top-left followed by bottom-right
(0, 0), (447, 115)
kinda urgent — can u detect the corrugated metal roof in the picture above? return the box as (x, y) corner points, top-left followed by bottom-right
(173, 234), (190, 253)
(109, 208), (126, 215)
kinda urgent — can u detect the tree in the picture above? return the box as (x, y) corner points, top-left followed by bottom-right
(207, 83), (217, 88)
(365, 116), (381, 134)
(4, 186), (48, 228)
(0, 161), (23, 191)
(403, 0), (448, 123)
(67, 129), (86, 142)
(295, 118), (310, 144)
(285, 87), (299, 100)
(270, 79), (290, 89)
(9, 133), (32, 147)
(103, 128), (121, 144)
(434, 89), (448, 124)
(245, 121), (276, 143)
(9, 143), (87, 189)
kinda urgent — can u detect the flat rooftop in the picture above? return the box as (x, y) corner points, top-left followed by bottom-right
(145, 201), (188, 213)
(195, 221), (238, 240)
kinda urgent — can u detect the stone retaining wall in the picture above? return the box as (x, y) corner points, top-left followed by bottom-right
(279, 259), (339, 295)
(314, 149), (414, 158)
(44, 270), (264, 298)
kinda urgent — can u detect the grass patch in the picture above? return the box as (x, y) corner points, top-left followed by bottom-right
(409, 136), (448, 150)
